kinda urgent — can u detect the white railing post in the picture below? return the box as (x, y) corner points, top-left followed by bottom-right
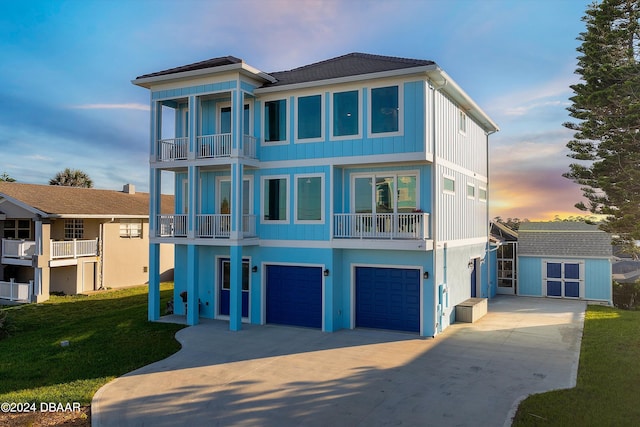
(10, 278), (14, 301)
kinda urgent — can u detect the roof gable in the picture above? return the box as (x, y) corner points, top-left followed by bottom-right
(0, 182), (173, 217)
(263, 52), (435, 87)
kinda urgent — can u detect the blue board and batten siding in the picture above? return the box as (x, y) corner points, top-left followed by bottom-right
(518, 256), (612, 302)
(140, 54), (498, 337)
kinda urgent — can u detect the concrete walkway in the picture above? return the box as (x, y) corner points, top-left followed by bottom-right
(92, 296), (585, 427)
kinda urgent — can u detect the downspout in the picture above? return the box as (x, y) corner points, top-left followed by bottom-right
(429, 77), (446, 337)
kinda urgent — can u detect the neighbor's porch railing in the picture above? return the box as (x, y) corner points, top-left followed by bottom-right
(1, 239), (36, 260)
(0, 279), (33, 302)
(50, 239), (99, 259)
(333, 212), (430, 240)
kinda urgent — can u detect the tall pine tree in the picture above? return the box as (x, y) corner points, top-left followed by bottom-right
(564, 0), (640, 243)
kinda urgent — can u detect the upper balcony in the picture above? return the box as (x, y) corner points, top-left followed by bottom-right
(156, 214), (258, 240)
(156, 134), (258, 163)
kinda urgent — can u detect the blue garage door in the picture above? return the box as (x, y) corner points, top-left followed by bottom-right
(266, 265), (322, 329)
(355, 267), (420, 333)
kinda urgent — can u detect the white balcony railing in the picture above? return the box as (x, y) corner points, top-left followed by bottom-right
(158, 137), (188, 161)
(243, 135), (257, 159)
(333, 212), (430, 240)
(0, 279), (33, 302)
(157, 214), (188, 237)
(1, 239), (36, 260)
(197, 134), (232, 158)
(50, 239), (99, 259)
(197, 214), (257, 238)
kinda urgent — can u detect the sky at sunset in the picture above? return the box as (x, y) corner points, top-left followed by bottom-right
(0, 0), (593, 220)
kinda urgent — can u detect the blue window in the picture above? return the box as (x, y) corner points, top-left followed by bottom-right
(297, 95), (321, 140)
(333, 90), (358, 137)
(220, 106), (231, 134)
(265, 99), (286, 142)
(296, 176), (322, 221)
(243, 104), (250, 135)
(371, 86), (398, 134)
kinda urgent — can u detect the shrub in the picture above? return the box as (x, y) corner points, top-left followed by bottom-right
(613, 281), (640, 310)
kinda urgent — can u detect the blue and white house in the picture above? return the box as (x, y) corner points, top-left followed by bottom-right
(133, 53), (499, 337)
(517, 222), (612, 303)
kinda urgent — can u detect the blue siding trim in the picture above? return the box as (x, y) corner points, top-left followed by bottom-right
(585, 258), (612, 301)
(148, 244), (161, 321)
(518, 256), (543, 296)
(241, 81), (256, 93)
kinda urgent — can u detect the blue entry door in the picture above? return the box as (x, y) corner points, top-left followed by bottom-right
(355, 267), (420, 333)
(219, 258), (249, 318)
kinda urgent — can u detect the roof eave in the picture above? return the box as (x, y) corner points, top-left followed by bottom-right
(0, 194), (50, 218)
(132, 62), (275, 89)
(426, 68), (499, 134)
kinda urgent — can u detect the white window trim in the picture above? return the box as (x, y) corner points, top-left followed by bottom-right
(367, 84), (403, 138)
(217, 101), (232, 135)
(294, 93), (324, 144)
(459, 110), (467, 135)
(329, 89), (362, 141)
(443, 175), (455, 195)
(466, 182), (476, 200)
(215, 176), (254, 215)
(349, 170), (420, 214)
(262, 96), (289, 146)
(478, 186), (487, 202)
(294, 173), (325, 224)
(260, 174), (290, 224)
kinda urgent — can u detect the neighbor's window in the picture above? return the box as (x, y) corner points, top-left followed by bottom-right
(371, 86), (399, 134)
(64, 219), (84, 239)
(296, 176), (323, 222)
(297, 95), (322, 140)
(443, 176), (455, 194)
(263, 177), (288, 221)
(459, 110), (467, 134)
(264, 99), (287, 142)
(3, 219), (31, 239)
(120, 219), (143, 238)
(333, 90), (358, 137)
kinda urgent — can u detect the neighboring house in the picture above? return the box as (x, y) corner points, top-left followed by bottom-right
(0, 182), (174, 303)
(133, 52), (499, 337)
(517, 222), (612, 303)
(490, 221), (518, 295)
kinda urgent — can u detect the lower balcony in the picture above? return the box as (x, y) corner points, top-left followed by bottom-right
(157, 214), (257, 239)
(332, 212), (432, 250)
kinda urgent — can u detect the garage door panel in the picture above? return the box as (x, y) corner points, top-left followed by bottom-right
(266, 265), (322, 329)
(355, 267), (420, 333)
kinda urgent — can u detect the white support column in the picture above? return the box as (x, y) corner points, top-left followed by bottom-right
(187, 95), (197, 160)
(150, 99), (162, 163)
(187, 165), (199, 239)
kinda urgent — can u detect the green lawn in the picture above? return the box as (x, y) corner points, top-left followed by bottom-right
(0, 283), (184, 405)
(512, 305), (640, 426)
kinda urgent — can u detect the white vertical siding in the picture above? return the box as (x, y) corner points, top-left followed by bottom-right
(432, 90), (488, 243)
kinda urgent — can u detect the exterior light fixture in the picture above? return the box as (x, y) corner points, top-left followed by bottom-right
(423, 271), (429, 279)
(252, 266), (258, 273)
(323, 269), (330, 277)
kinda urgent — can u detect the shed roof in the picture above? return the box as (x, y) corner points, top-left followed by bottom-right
(0, 182), (173, 218)
(518, 222), (612, 258)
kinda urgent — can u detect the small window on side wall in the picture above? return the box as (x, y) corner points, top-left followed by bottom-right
(467, 183), (475, 199)
(479, 187), (487, 202)
(443, 176), (455, 194)
(459, 110), (467, 134)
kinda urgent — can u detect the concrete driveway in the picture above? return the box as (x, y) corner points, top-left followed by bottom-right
(92, 296), (585, 427)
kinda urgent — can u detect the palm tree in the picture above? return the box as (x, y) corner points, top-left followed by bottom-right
(49, 168), (94, 188)
(0, 172), (15, 182)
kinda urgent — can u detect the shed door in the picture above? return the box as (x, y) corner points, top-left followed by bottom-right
(545, 261), (582, 299)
